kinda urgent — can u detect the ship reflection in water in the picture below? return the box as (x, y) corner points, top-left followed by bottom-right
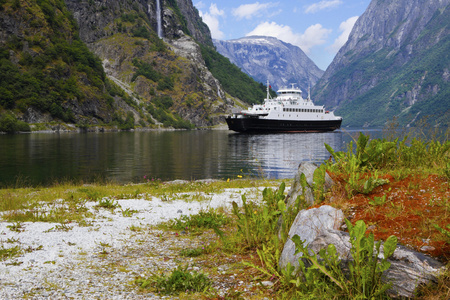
(225, 131), (343, 179)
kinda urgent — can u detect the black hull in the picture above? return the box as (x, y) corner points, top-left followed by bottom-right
(226, 117), (342, 133)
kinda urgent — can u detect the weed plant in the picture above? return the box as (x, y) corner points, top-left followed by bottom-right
(95, 198), (120, 210)
(121, 208), (139, 217)
(289, 220), (397, 299)
(325, 132), (450, 197)
(135, 265), (211, 295)
(231, 182), (289, 250)
(225, 182), (308, 293)
(0, 245), (22, 261)
(6, 222), (24, 232)
(179, 247), (204, 257)
(167, 208), (229, 233)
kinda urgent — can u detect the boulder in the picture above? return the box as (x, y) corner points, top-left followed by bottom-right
(384, 245), (445, 298)
(279, 205), (345, 270)
(306, 229), (445, 299)
(285, 162), (334, 208)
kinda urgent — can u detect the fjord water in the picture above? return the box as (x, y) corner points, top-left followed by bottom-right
(0, 129), (377, 187)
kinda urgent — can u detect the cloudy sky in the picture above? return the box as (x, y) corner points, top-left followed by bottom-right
(194, 0), (371, 70)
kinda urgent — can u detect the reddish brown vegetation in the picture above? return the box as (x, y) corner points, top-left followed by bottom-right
(333, 173), (450, 263)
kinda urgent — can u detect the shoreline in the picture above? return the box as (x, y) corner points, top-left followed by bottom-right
(0, 185), (271, 299)
(0, 121), (231, 135)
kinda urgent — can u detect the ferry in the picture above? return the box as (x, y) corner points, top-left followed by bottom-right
(226, 82), (342, 133)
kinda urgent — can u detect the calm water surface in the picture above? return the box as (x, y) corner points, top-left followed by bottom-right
(0, 129), (383, 186)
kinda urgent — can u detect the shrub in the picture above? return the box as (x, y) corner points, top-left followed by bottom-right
(0, 113), (30, 133)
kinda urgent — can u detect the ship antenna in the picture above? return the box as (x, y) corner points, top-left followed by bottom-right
(266, 80), (270, 100)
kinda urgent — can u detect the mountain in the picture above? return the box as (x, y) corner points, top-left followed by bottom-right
(0, 0), (121, 127)
(312, 0), (450, 127)
(0, 0), (267, 131)
(213, 36), (324, 93)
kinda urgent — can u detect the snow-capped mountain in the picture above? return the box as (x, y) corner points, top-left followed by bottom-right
(213, 36), (324, 93)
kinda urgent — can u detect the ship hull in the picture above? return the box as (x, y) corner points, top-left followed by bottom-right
(226, 117), (342, 133)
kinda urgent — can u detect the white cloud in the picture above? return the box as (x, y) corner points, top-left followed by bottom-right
(305, 0), (343, 14)
(330, 16), (358, 52)
(246, 22), (331, 54)
(198, 3), (225, 39)
(232, 2), (278, 20)
(194, 1), (205, 10)
(300, 24), (332, 53)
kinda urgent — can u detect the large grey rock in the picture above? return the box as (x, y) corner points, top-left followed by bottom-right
(285, 162), (334, 208)
(279, 205), (344, 270)
(384, 245), (445, 298)
(305, 230), (445, 299)
(308, 229), (352, 261)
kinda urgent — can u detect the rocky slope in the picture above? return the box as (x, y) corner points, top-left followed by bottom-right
(1, 0), (265, 130)
(312, 0), (450, 127)
(0, 0), (129, 126)
(63, 0), (232, 128)
(214, 36), (324, 93)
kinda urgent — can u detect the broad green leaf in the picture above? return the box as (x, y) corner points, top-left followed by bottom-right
(383, 235), (398, 259)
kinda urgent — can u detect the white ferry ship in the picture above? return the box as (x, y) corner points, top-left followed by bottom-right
(226, 82), (342, 133)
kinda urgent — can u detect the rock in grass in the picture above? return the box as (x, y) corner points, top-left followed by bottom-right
(285, 162), (334, 208)
(282, 217), (446, 299)
(279, 205), (344, 270)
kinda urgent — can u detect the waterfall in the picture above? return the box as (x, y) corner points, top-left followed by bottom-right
(156, 0), (163, 38)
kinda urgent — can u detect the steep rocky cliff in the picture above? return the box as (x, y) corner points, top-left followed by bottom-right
(64, 0), (235, 128)
(0, 0), (131, 126)
(214, 36), (324, 92)
(313, 0), (450, 127)
(1, 0), (262, 130)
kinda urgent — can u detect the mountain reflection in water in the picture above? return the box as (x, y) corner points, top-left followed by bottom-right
(0, 130), (351, 186)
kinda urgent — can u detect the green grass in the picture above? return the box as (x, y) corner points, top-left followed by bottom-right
(165, 208), (229, 232)
(0, 178), (282, 225)
(0, 245), (22, 261)
(135, 265), (211, 295)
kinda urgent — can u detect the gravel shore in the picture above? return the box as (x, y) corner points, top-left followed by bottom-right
(0, 186), (267, 299)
